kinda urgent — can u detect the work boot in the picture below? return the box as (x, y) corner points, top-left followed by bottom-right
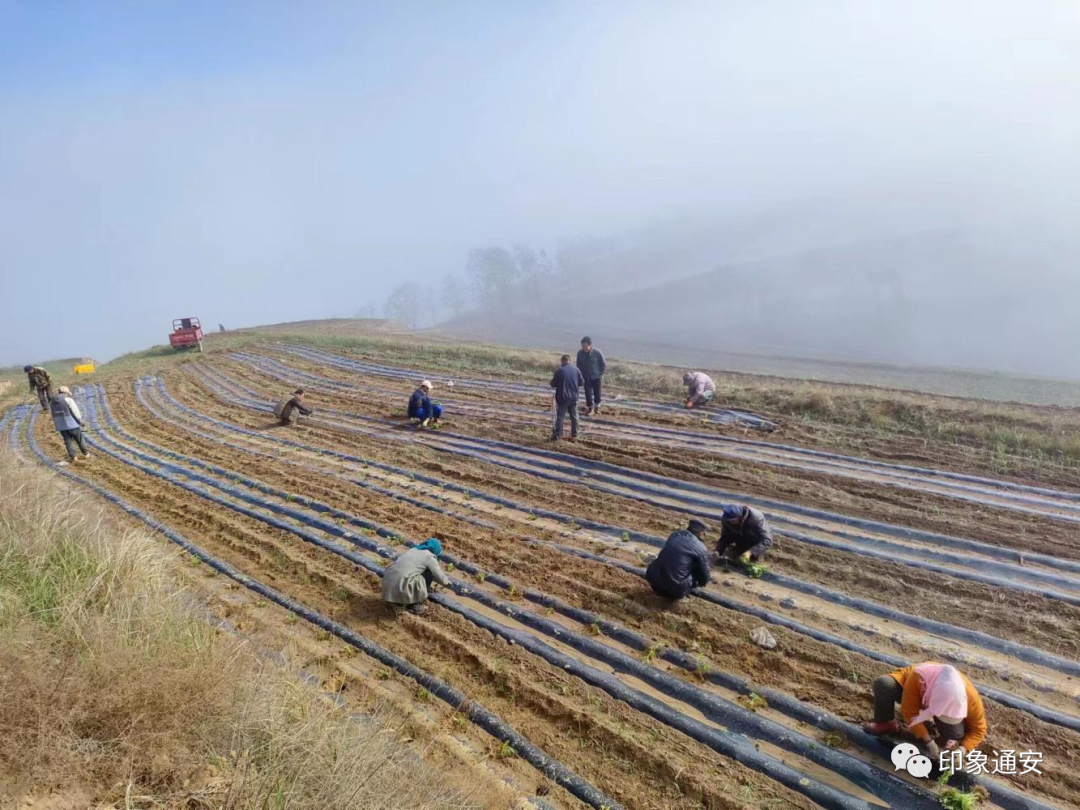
(549, 435), (559, 442)
(406, 603), (429, 615)
(582, 406), (592, 416)
(863, 721), (899, 736)
(593, 404), (602, 415)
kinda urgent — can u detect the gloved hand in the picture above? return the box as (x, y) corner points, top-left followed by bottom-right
(925, 740), (941, 760)
(739, 551), (752, 563)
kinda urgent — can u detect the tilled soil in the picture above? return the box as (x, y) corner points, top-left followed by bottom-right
(55, 367), (1076, 808)
(12, 343), (1079, 808)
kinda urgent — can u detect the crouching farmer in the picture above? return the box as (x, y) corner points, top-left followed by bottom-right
(408, 380), (443, 426)
(716, 505), (773, 563)
(645, 519), (711, 601)
(683, 371), (716, 409)
(864, 662), (987, 760)
(275, 389), (312, 426)
(382, 539), (451, 615)
(50, 386), (90, 464)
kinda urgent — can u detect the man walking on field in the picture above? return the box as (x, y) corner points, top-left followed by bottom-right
(576, 336), (607, 415)
(550, 354), (585, 441)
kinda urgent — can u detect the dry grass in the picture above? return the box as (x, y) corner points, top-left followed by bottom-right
(0, 450), (467, 809)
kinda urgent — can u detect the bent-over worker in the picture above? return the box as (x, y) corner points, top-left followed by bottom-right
(25, 365), (53, 410)
(645, 519), (711, 600)
(864, 662), (987, 759)
(408, 380), (443, 426)
(382, 538), (451, 615)
(716, 505), (774, 562)
(276, 388), (312, 425)
(50, 386), (90, 464)
(683, 372), (716, 409)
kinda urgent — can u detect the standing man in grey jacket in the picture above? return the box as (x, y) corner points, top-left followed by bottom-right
(576, 337), (607, 415)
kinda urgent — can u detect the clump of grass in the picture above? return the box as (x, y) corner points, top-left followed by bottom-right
(0, 451), (463, 809)
(495, 741), (516, 759)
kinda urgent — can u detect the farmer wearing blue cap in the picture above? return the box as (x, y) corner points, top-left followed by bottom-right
(382, 538), (451, 615)
(645, 519), (712, 601)
(716, 505), (774, 563)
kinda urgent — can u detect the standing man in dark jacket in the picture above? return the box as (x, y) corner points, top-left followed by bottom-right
(275, 389), (313, 426)
(25, 365), (52, 409)
(646, 519), (712, 600)
(716, 505), (774, 562)
(550, 354), (585, 441)
(576, 337), (607, 415)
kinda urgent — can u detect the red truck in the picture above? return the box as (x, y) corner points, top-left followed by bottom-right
(169, 317), (204, 352)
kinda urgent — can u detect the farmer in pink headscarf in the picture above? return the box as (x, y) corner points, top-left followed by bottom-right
(863, 662), (988, 758)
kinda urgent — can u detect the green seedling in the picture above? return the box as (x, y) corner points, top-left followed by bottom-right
(507, 583), (519, 598)
(641, 643), (664, 664)
(495, 741), (516, 759)
(332, 586), (349, 601)
(315, 630), (330, 642)
(526, 512), (537, 521)
(742, 561), (766, 579)
(823, 733), (843, 748)
(694, 662), (712, 681)
(415, 687), (430, 702)
(451, 714), (467, 730)
(620, 531), (631, 542)
(937, 768), (953, 787)
(543, 606), (555, 616)
(445, 563), (455, 572)
(939, 788), (980, 810)
(376, 668), (392, 680)
(745, 692), (768, 711)
(588, 622), (603, 636)
(387, 536), (402, 546)
(476, 571), (487, 582)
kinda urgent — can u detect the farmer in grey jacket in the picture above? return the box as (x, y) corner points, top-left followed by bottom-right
(382, 538), (451, 615)
(49, 386), (90, 463)
(716, 505), (774, 562)
(576, 337), (607, 415)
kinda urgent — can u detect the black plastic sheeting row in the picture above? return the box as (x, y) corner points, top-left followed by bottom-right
(114, 385), (1068, 810)
(185, 368), (1080, 679)
(4, 404), (620, 810)
(205, 359), (1080, 601)
(148, 374), (1080, 732)
(281, 342), (1080, 505)
(279, 342), (778, 430)
(233, 350), (1080, 524)
(82, 386), (932, 810)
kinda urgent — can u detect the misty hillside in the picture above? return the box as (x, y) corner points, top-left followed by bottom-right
(474, 228), (1076, 378)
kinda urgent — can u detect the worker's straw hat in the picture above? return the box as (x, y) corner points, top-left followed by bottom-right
(58, 386), (72, 395)
(421, 380), (433, 390)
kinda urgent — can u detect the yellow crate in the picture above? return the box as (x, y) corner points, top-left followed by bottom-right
(73, 363), (96, 374)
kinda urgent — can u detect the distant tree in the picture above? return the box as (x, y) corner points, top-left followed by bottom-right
(383, 282), (421, 329)
(442, 273), (469, 318)
(420, 284), (439, 326)
(467, 247), (519, 309)
(354, 303), (377, 319)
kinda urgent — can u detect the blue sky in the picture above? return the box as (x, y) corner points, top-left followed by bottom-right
(2, 1), (1078, 369)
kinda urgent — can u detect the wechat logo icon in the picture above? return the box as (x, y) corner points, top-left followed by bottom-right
(892, 743), (933, 778)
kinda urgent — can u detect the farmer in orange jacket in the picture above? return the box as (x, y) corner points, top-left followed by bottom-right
(863, 662), (987, 759)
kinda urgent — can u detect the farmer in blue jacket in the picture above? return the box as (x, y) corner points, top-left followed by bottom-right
(550, 354), (585, 441)
(408, 380), (443, 427)
(645, 519), (712, 600)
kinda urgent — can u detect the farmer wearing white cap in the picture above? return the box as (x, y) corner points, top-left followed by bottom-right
(49, 386), (90, 463)
(408, 380), (443, 427)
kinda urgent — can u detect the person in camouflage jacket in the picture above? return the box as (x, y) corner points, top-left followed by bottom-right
(24, 366), (52, 409)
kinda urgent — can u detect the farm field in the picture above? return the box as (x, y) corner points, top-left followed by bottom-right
(5, 321), (1078, 810)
